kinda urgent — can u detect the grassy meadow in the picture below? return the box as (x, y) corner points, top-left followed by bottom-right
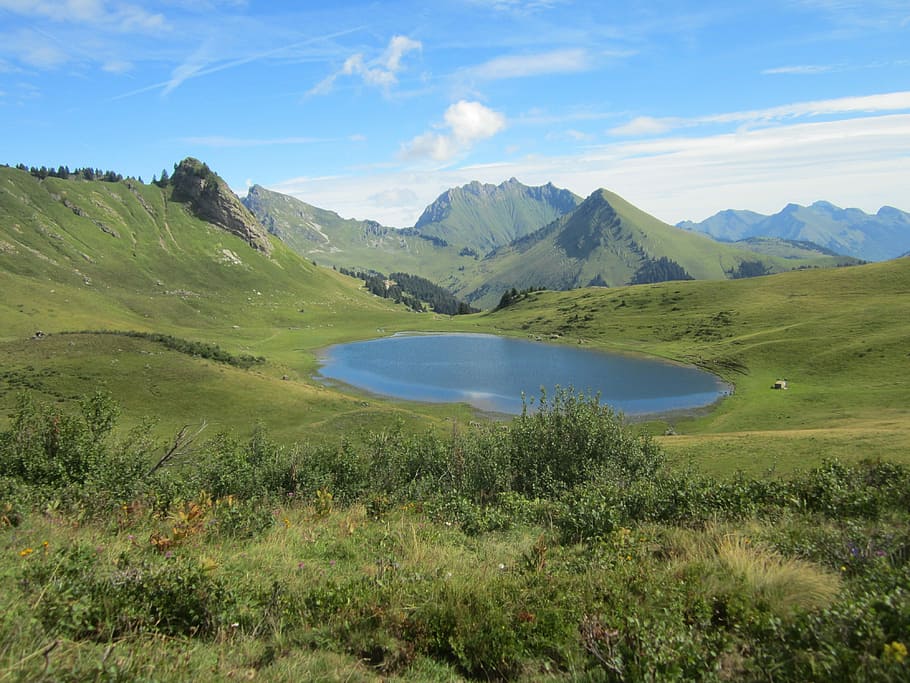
(2, 168), (910, 680)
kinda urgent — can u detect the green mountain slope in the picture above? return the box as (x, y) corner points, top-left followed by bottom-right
(459, 190), (861, 309)
(414, 177), (581, 254)
(679, 201), (910, 261)
(241, 184), (472, 279)
(484, 256), (910, 469)
(729, 236), (847, 259)
(0, 164), (474, 439)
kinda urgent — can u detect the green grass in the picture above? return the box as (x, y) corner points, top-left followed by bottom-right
(3, 168), (910, 682)
(480, 258), (910, 472)
(0, 168), (480, 441)
(3, 165), (909, 473)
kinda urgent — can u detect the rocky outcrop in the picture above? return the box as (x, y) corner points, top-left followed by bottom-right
(171, 158), (272, 255)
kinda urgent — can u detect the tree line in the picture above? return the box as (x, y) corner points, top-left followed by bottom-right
(339, 267), (477, 315)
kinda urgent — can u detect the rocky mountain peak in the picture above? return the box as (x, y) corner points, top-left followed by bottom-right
(171, 158), (272, 255)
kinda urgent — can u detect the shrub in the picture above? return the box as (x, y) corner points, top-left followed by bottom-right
(20, 544), (233, 639)
(0, 392), (150, 510)
(508, 388), (664, 497)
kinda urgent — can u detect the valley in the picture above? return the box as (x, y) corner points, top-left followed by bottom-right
(2, 160), (909, 681)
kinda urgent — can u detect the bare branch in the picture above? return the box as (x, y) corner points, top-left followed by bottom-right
(146, 420), (207, 477)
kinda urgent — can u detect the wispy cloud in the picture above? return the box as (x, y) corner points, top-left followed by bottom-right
(308, 34), (421, 96)
(609, 91), (910, 136)
(466, 0), (569, 13)
(102, 59), (133, 74)
(2, 28), (69, 68)
(762, 64), (835, 75)
(399, 100), (507, 162)
(466, 48), (590, 80)
(797, 0), (910, 32)
(0, 0), (167, 32)
(163, 41), (212, 95)
(181, 135), (336, 148)
(271, 111), (910, 227)
(609, 116), (681, 137)
(113, 25), (364, 100)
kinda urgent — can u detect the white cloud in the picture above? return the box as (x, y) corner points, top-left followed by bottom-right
(2, 30), (70, 68)
(368, 187), (419, 208)
(610, 91), (910, 136)
(115, 26), (365, 99)
(102, 59), (133, 73)
(707, 91), (910, 123)
(762, 64), (834, 75)
(466, 0), (569, 13)
(0, 0), (167, 32)
(163, 42), (211, 95)
(445, 100), (507, 144)
(467, 48), (590, 80)
(308, 34), (421, 96)
(384, 35), (421, 71)
(272, 112), (910, 228)
(609, 116), (680, 137)
(400, 100), (507, 162)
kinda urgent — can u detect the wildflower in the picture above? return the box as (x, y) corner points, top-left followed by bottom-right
(840, 565), (847, 572)
(19, 548), (33, 557)
(283, 517), (291, 529)
(884, 641), (907, 664)
(498, 563), (506, 571)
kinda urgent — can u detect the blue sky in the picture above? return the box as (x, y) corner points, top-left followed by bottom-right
(1, 0), (908, 227)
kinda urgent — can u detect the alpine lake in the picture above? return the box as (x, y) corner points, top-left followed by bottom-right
(317, 333), (729, 417)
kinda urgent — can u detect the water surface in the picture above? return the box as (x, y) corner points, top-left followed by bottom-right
(317, 333), (727, 415)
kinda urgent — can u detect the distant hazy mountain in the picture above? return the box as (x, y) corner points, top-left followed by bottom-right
(678, 201), (910, 261)
(458, 190), (861, 309)
(414, 178), (580, 254)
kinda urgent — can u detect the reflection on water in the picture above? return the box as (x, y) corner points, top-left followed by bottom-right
(317, 332), (728, 415)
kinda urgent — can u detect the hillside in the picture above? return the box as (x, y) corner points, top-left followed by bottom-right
(242, 184), (473, 283)
(413, 178), (580, 254)
(0, 164), (476, 439)
(4, 231), (909, 680)
(242, 179), (583, 301)
(679, 201), (910, 261)
(458, 189), (860, 309)
(244, 183), (861, 311)
(485, 256), (910, 471)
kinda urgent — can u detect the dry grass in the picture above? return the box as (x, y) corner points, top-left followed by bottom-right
(663, 524), (841, 616)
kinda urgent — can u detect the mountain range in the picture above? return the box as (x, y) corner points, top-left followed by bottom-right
(678, 201), (910, 262)
(1, 159), (883, 317)
(243, 177), (862, 309)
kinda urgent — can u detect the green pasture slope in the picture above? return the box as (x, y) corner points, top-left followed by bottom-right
(482, 257), (910, 473)
(3, 165), (910, 681)
(0, 166), (476, 440)
(2, 162), (909, 470)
